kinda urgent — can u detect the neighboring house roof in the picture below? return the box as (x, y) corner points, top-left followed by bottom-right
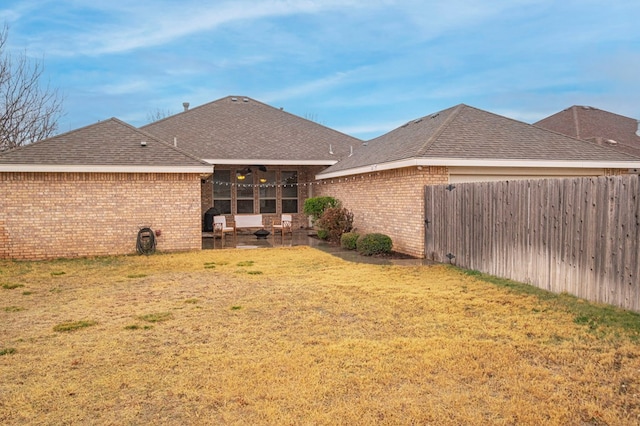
(141, 95), (362, 166)
(317, 104), (640, 179)
(534, 105), (640, 157)
(0, 118), (212, 173)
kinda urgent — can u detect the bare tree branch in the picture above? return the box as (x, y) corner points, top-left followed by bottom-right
(146, 108), (173, 124)
(0, 24), (64, 152)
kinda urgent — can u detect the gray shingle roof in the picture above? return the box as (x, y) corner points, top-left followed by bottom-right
(319, 104), (640, 176)
(535, 105), (640, 157)
(141, 96), (362, 164)
(0, 118), (212, 172)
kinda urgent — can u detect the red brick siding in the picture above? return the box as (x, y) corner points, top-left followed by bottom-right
(0, 172), (202, 260)
(316, 167), (449, 258)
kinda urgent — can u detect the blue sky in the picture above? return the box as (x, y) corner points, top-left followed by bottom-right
(1, 0), (639, 140)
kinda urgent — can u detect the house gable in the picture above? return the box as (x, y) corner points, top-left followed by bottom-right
(142, 96), (362, 165)
(0, 118), (212, 174)
(535, 106), (640, 158)
(318, 104), (640, 179)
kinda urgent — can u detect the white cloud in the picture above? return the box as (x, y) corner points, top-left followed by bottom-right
(35, 0), (384, 56)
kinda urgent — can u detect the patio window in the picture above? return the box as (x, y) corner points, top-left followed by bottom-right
(281, 171), (298, 213)
(213, 170), (231, 214)
(236, 169), (254, 213)
(259, 171), (276, 213)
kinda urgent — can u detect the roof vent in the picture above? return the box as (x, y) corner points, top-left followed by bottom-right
(606, 139), (618, 145)
(414, 118), (423, 124)
(141, 141), (147, 147)
(231, 97), (238, 102)
(636, 121), (640, 137)
(242, 97), (249, 102)
(182, 102), (189, 111)
(430, 113), (439, 119)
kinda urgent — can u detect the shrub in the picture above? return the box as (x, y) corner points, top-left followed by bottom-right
(356, 233), (393, 256)
(316, 207), (354, 243)
(303, 196), (339, 223)
(317, 229), (329, 240)
(340, 232), (360, 250)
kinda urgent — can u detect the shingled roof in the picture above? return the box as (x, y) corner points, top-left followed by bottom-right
(317, 104), (640, 179)
(534, 105), (640, 157)
(0, 118), (212, 173)
(141, 96), (362, 165)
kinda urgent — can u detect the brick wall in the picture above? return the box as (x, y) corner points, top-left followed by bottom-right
(0, 172), (202, 260)
(315, 166), (449, 258)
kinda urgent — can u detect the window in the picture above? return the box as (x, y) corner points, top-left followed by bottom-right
(281, 171), (298, 213)
(259, 171), (276, 213)
(236, 169), (254, 213)
(213, 170), (231, 214)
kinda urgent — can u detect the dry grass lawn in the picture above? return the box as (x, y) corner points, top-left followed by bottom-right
(1, 246), (640, 425)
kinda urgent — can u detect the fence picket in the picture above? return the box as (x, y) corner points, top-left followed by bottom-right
(425, 175), (640, 311)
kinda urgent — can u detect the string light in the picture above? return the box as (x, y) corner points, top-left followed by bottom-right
(209, 176), (382, 188)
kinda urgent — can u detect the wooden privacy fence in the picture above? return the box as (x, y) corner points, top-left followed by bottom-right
(424, 175), (640, 312)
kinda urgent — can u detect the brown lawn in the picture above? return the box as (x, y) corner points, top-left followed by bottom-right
(1, 246), (639, 425)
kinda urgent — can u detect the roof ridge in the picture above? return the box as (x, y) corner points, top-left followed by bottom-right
(142, 95), (363, 143)
(114, 118), (211, 165)
(416, 104), (465, 156)
(531, 111), (640, 159)
(0, 117), (123, 156)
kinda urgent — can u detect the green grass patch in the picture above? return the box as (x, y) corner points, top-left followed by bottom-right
(3, 306), (25, 312)
(184, 298), (199, 304)
(53, 320), (97, 332)
(246, 270), (263, 275)
(2, 283), (24, 290)
(138, 312), (173, 323)
(51, 271), (66, 276)
(457, 267), (640, 338)
(231, 306), (242, 310)
(0, 348), (16, 356)
(124, 324), (153, 330)
(22, 291), (33, 295)
(126, 273), (147, 279)
(236, 261), (255, 267)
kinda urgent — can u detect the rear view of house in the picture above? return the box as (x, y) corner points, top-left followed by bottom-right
(314, 104), (640, 257)
(0, 119), (212, 259)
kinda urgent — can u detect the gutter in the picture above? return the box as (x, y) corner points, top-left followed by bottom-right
(315, 157), (640, 180)
(0, 164), (214, 174)
(204, 159), (338, 166)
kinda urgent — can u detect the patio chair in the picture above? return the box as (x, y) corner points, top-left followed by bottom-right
(213, 215), (236, 246)
(272, 214), (293, 239)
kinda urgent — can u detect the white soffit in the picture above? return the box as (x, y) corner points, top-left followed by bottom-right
(0, 164), (214, 173)
(205, 159), (337, 166)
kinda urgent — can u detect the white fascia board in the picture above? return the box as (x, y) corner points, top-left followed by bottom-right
(315, 158), (640, 180)
(204, 159), (337, 166)
(448, 166), (605, 176)
(0, 164), (214, 173)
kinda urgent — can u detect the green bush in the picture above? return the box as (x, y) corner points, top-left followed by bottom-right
(356, 233), (393, 256)
(303, 196), (339, 223)
(316, 207), (354, 243)
(317, 229), (329, 240)
(340, 232), (359, 250)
